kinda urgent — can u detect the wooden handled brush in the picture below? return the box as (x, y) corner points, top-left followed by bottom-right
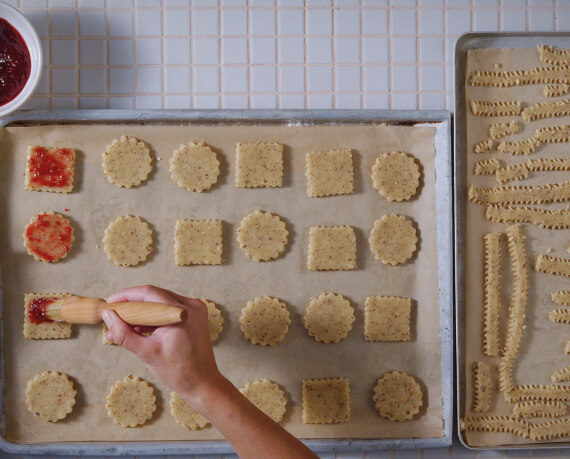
(28, 296), (187, 326)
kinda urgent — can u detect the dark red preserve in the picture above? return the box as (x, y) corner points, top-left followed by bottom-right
(0, 17), (31, 106)
(28, 297), (55, 324)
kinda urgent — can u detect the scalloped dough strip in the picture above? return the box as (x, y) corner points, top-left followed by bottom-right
(513, 401), (567, 418)
(539, 45), (570, 66)
(522, 99), (570, 121)
(485, 205), (570, 229)
(460, 416), (530, 439)
(549, 309), (570, 324)
(497, 136), (540, 155)
(551, 366), (570, 382)
(536, 254), (570, 278)
(482, 233), (502, 357)
(489, 121), (520, 140)
(469, 65), (570, 87)
(552, 290), (570, 305)
(544, 84), (570, 97)
(468, 182), (570, 206)
(565, 340), (570, 354)
(469, 99), (522, 117)
(495, 164), (529, 185)
(474, 139), (493, 153)
(493, 158), (570, 185)
(472, 361), (492, 412)
(536, 125), (570, 143)
(531, 419), (570, 441)
(474, 159), (502, 175)
(508, 384), (570, 402)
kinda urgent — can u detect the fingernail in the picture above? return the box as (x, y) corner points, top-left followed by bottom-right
(102, 310), (114, 326)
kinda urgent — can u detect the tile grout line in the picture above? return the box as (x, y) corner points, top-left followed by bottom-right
(332, 0), (336, 109)
(219, 1), (223, 108)
(75, 2), (80, 108)
(161, 0), (166, 109)
(415, 0), (419, 110)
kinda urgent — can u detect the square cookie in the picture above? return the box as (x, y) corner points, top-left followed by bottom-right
(235, 142), (283, 188)
(302, 378), (350, 424)
(175, 219), (223, 265)
(24, 293), (72, 339)
(308, 226), (356, 271)
(364, 296), (411, 342)
(305, 149), (354, 197)
(25, 145), (75, 193)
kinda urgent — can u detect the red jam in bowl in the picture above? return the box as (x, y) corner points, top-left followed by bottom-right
(0, 17), (31, 106)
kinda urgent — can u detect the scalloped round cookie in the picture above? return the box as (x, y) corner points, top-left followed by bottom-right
(106, 375), (156, 427)
(240, 379), (287, 423)
(25, 370), (76, 422)
(203, 299), (223, 342)
(304, 293), (355, 344)
(240, 296), (291, 346)
(169, 391), (210, 430)
(23, 212), (74, 263)
(371, 152), (421, 201)
(103, 215), (153, 266)
(373, 371), (423, 422)
(237, 211), (289, 262)
(369, 215), (418, 265)
(169, 141), (220, 192)
(103, 135), (152, 188)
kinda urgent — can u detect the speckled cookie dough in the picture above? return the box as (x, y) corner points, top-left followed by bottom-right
(239, 296), (291, 346)
(235, 142), (283, 188)
(373, 371), (423, 422)
(102, 135), (152, 188)
(174, 219), (223, 266)
(240, 379), (287, 423)
(369, 215), (418, 265)
(169, 391), (210, 430)
(370, 151), (421, 201)
(305, 149), (354, 197)
(307, 225), (356, 271)
(364, 296), (411, 342)
(103, 215), (153, 267)
(25, 371), (76, 422)
(236, 211), (288, 262)
(169, 141), (220, 192)
(106, 375), (156, 427)
(302, 378), (350, 424)
(304, 293), (355, 343)
(203, 299), (223, 342)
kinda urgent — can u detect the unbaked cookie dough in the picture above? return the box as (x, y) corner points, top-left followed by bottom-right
(106, 375), (156, 427)
(364, 296), (411, 342)
(236, 211), (288, 262)
(305, 149), (354, 197)
(169, 141), (220, 192)
(102, 135), (152, 188)
(307, 225), (356, 271)
(302, 378), (350, 424)
(203, 299), (223, 342)
(25, 145), (75, 193)
(169, 391), (210, 430)
(175, 219), (223, 265)
(304, 293), (355, 343)
(23, 212), (74, 263)
(240, 379), (287, 423)
(103, 215), (153, 267)
(369, 215), (418, 265)
(25, 370), (76, 422)
(371, 151), (421, 201)
(235, 142), (283, 188)
(24, 292), (72, 339)
(239, 296), (291, 346)
(373, 371), (423, 422)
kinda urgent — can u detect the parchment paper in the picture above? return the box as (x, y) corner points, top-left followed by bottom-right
(465, 48), (570, 447)
(0, 122), (444, 444)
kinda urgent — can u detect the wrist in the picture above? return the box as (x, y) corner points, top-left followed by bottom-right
(181, 372), (232, 414)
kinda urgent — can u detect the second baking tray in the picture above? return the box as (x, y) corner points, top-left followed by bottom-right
(0, 109), (453, 455)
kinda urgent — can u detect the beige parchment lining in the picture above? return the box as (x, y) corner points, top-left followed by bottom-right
(0, 123), (443, 443)
(465, 48), (570, 447)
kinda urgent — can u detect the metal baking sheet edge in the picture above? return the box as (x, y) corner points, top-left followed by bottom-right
(0, 109), (453, 455)
(454, 32), (570, 451)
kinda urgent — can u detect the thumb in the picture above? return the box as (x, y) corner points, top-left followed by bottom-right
(102, 310), (154, 359)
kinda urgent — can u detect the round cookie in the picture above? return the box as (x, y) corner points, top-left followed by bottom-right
(25, 370), (76, 422)
(371, 151), (421, 201)
(240, 379), (287, 423)
(236, 211), (288, 262)
(106, 375), (156, 427)
(169, 141), (220, 192)
(169, 391), (210, 430)
(23, 212), (74, 262)
(103, 215), (153, 266)
(103, 135), (152, 188)
(240, 296), (291, 346)
(202, 299), (223, 342)
(304, 293), (355, 344)
(372, 371), (423, 422)
(369, 215), (418, 265)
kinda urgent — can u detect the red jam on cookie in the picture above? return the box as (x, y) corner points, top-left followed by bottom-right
(24, 212), (74, 262)
(28, 297), (55, 324)
(26, 146), (75, 192)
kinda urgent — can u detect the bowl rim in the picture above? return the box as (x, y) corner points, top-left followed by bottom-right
(0, 2), (43, 117)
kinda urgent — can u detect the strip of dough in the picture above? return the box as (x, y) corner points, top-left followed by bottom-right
(552, 290), (570, 305)
(468, 182), (570, 206)
(522, 99), (570, 121)
(485, 205), (570, 229)
(544, 84), (570, 97)
(472, 361), (492, 412)
(482, 233), (502, 357)
(538, 45), (570, 66)
(474, 159), (502, 175)
(460, 416), (530, 439)
(536, 254), (570, 278)
(513, 401), (567, 418)
(549, 309), (570, 324)
(509, 384), (570, 402)
(497, 137), (540, 155)
(493, 158), (570, 185)
(551, 366), (570, 382)
(535, 125), (570, 143)
(531, 419), (570, 441)
(469, 65), (570, 87)
(565, 340), (570, 354)
(473, 139), (493, 153)
(489, 121), (520, 140)
(495, 164), (529, 185)
(469, 99), (522, 116)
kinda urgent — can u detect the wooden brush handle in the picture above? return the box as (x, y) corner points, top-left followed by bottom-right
(61, 297), (187, 326)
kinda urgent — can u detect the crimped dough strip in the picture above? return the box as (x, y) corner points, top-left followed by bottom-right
(474, 139), (493, 153)
(468, 182), (570, 206)
(497, 137), (540, 155)
(460, 416), (530, 439)
(485, 205), (570, 229)
(474, 159), (502, 175)
(551, 366), (570, 383)
(513, 401), (567, 418)
(509, 384), (570, 402)
(531, 419), (570, 441)
(549, 309), (570, 324)
(489, 121), (520, 140)
(482, 233), (502, 357)
(469, 65), (570, 87)
(552, 290), (570, 305)
(472, 361), (492, 413)
(469, 99), (522, 116)
(536, 254), (570, 278)
(544, 84), (570, 97)
(539, 45), (570, 66)
(522, 99), (570, 121)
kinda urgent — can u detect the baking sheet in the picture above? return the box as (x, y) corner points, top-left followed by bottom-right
(0, 110), (452, 454)
(455, 34), (570, 448)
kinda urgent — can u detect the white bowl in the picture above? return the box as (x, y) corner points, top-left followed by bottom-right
(0, 2), (43, 117)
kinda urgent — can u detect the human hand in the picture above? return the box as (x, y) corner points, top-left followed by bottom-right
(103, 285), (223, 408)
